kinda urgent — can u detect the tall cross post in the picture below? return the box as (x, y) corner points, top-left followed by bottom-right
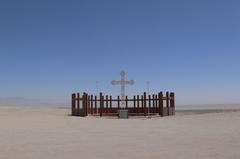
(111, 70), (135, 108)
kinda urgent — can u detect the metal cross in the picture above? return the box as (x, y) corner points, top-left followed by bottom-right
(111, 70), (135, 108)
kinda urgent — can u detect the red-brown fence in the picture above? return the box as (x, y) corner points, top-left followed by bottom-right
(71, 92), (175, 117)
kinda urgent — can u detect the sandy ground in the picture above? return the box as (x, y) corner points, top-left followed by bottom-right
(1, 106), (240, 159)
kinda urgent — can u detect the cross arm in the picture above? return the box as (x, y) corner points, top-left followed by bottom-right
(125, 80), (135, 85)
(111, 80), (121, 85)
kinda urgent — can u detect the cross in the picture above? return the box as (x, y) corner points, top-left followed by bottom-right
(111, 70), (135, 108)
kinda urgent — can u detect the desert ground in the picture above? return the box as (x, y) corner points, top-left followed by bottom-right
(1, 105), (240, 159)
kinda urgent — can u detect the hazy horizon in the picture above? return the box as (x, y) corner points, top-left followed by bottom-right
(1, 0), (240, 106)
(1, 96), (240, 108)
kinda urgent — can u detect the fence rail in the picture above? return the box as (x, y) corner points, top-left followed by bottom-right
(71, 92), (175, 117)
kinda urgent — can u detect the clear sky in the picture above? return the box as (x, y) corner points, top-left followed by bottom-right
(0, 0), (240, 106)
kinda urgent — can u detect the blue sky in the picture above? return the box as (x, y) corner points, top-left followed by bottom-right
(0, 0), (240, 106)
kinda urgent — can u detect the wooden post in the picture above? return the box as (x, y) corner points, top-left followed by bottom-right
(90, 95), (93, 115)
(125, 96), (128, 109)
(137, 95), (139, 113)
(86, 95), (88, 115)
(77, 93), (80, 116)
(99, 93), (103, 117)
(155, 94), (158, 113)
(170, 92), (175, 115)
(172, 93), (175, 115)
(88, 96), (90, 114)
(141, 95), (143, 113)
(144, 92), (147, 116)
(84, 94), (88, 116)
(152, 94), (155, 113)
(166, 92), (170, 116)
(83, 94), (86, 116)
(88, 95), (90, 115)
(148, 95), (151, 114)
(72, 93), (76, 116)
(94, 96), (97, 114)
(117, 96), (120, 109)
(82, 93), (86, 116)
(133, 96), (136, 113)
(110, 96), (112, 113)
(159, 92), (163, 116)
(106, 95), (108, 114)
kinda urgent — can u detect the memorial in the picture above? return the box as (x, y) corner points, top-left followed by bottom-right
(71, 70), (175, 117)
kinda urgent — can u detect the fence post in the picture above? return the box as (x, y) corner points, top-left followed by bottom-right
(172, 93), (175, 115)
(155, 94), (158, 113)
(117, 96), (120, 109)
(100, 93), (103, 117)
(86, 93), (89, 116)
(170, 92), (175, 115)
(94, 96), (97, 114)
(137, 95), (140, 113)
(72, 93), (76, 116)
(133, 96), (136, 113)
(159, 92), (163, 116)
(87, 95), (90, 115)
(85, 93), (89, 116)
(77, 93), (80, 116)
(148, 95), (151, 114)
(141, 95), (143, 113)
(110, 96), (112, 113)
(82, 93), (86, 116)
(106, 95), (108, 114)
(84, 94), (88, 116)
(166, 92), (170, 116)
(90, 95), (93, 115)
(125, 96), (128, 109)
(144, 92), (147, 116)
(152, 94), (155, 114)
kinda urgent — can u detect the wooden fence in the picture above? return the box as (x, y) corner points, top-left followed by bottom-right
(71, 92), (175, 117)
